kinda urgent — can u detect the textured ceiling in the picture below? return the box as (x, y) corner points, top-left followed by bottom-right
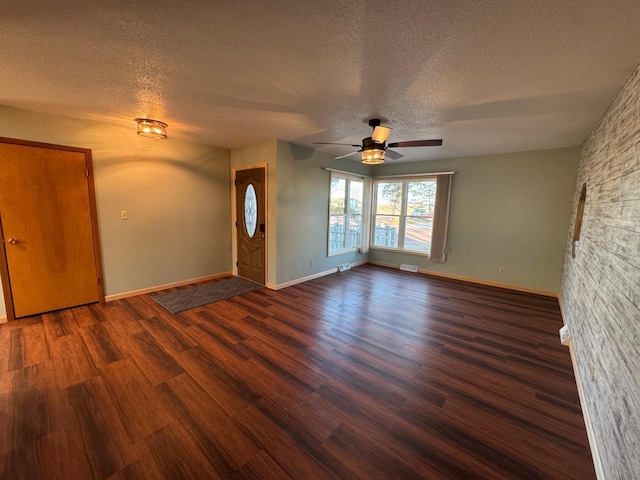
(1, 0), (640, 162)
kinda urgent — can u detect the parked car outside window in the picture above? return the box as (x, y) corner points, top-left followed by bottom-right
(410, 208), (432, 217)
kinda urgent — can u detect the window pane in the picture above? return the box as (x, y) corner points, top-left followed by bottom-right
(373, 215), (399, 248)
(404, 217), (432, 253)
(348, 214), (362, 248)
(404, 180), (436, 253)
(407, 180), (437, 218)
(329, 176), (363, 253)
(329, 214), (346, 251)
(348, 180), (363, 249)
(330, 178), (346, 214)
(350, 180), (363, 214)
(330, 177), (348, 252)
(375, 182), (403, 215)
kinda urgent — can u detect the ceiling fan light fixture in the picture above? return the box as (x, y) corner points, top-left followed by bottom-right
(314, 118), (442, 163)
(371, 125), (392, 144)
(361, 148), (385, 164)
(134, 118), (168, 139)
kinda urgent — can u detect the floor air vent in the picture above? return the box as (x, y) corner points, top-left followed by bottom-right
(400, 264), (419, 273)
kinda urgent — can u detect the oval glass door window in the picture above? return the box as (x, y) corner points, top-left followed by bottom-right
(244, 184), (257, 238)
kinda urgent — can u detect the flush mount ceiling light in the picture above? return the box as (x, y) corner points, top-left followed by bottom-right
(134, 118), (168, 139)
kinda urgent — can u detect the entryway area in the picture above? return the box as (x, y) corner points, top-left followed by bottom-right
(234, 167), (266, 285)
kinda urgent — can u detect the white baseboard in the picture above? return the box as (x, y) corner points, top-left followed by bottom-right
(105, 271), (233, 301)
(367, 260), (558, 297)
(567, 342), (605, 479)
(268, 260), (367, 290)
(0, 316), (6, 324)
(558, 295), (606, 480)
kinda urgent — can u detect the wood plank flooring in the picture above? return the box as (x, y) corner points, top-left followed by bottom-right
(0, 264), (596, 479)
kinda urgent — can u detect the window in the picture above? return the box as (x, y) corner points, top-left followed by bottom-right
(372, 177), (437, 254)
(329, 173), (364, 254)
(327, 171), (452, 262)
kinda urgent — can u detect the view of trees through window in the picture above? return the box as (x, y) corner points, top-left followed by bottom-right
(373, 178), (436, 253)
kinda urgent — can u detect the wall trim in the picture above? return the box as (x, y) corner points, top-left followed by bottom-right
(268, 260), (368, 290)
(558, 294), (606, 480)
(0, 316), (6, 324)
(367, 260), (558, 297)
(105, 271), (233, 301)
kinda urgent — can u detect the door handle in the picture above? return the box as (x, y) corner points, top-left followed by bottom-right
(7, 238), (17, 245)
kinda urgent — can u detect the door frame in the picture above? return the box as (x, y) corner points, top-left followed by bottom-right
(232, 164), (268, 284)
(0, 136), (105, 321)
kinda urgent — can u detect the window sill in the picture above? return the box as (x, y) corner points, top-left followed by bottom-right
(328, 247), (360, 257)
(369, 246), (430, 257)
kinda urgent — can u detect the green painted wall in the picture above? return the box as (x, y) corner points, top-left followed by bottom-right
(0, 106), (232, 317)
(369, 147), (580, 293)
(274, 141), (370, 285)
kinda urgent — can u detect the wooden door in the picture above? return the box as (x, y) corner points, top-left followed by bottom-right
(235, 168), (266, 284)
(0, 138), (103, 319)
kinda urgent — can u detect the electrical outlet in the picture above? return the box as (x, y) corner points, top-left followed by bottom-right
(499, 266), (505, 274)
(309, 259), (314, 267)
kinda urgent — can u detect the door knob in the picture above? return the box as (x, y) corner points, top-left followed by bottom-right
(7, 238), (17, 245)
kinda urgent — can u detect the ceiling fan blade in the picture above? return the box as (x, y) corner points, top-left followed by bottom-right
(334, 150), (361, 160)
(371, 126), (392, 144)
(387, 139), (443, 148)
(385, 149), (404, 160)
(312, 142), (361, 147)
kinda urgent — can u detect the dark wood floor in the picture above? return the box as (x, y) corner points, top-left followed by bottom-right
(0, 264), (596, 479)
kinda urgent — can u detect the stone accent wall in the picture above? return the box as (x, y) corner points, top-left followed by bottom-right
(561, 64), (640, 479)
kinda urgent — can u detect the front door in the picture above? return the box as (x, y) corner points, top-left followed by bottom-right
(0, 138), (103, 319)
(235, 168), (266, 284)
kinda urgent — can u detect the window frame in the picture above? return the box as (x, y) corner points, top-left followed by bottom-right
(371, 176), (438, 256)
(328, 172), (365, 256)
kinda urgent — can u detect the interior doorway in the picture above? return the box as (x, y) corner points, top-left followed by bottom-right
(0, 137), (104, 320)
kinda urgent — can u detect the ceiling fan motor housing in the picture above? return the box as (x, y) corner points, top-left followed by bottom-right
(363, 137), (385, 150)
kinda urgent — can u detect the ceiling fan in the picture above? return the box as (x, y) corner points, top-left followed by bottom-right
(313, 119), (442, 164)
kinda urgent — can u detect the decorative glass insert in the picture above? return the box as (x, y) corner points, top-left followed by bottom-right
(244, 184), (257, 238)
